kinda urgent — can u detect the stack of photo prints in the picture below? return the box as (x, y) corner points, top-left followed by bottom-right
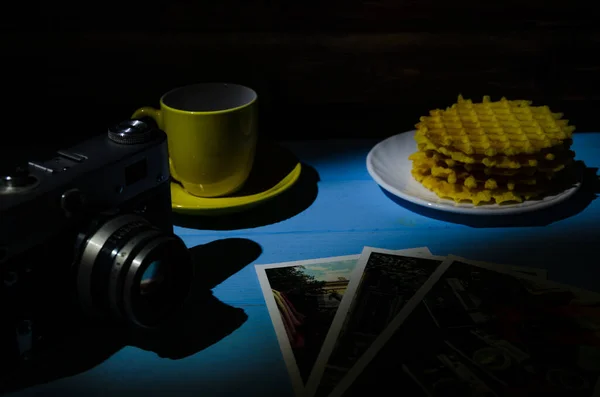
(255, 247), (600, 397)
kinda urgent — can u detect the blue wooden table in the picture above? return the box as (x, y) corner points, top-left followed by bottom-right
(8, 133), (600, 397)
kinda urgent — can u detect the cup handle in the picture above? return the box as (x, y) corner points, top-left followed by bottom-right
(132, 107), (163, 130)
(132, 107), (180, 182)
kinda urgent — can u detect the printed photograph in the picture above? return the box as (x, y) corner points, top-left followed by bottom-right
(332, 258), (600, 397)
(309, 249), (446, 397)
(255, 247), (431, 397)
(264, 258), (357, 384)
(255, 255), (363, 397)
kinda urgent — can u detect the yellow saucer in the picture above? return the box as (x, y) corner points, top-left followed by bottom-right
(171, 163), (302, 216)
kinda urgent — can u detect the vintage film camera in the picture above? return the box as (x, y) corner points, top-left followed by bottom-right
(0, 119), (194, 375)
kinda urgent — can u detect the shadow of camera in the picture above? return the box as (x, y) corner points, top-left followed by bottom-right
(0, 238), (261, 394)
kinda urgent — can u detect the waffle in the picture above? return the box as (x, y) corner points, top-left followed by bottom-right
(410, 151), (553, 190)
(408, 95), (578, 205)
(415, 131), (573, 168)
(413, 173), (543, 205)
(411, 150), (574, 178)
(416, 95), (575, 157)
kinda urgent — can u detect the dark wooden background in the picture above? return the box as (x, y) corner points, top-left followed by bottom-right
(1, 0), (598, 158)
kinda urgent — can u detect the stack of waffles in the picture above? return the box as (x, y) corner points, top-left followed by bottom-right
(409, 95), (576, 205)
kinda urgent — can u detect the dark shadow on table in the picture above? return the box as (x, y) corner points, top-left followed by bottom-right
(172, 140), (320, 231)
(0, 238), (261, 395)
(384, 163), (599, 228)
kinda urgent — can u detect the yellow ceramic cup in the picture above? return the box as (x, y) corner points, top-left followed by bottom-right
(132, 83), (258, 198)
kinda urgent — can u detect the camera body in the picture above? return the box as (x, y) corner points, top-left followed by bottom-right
(0, 119), (193, 376)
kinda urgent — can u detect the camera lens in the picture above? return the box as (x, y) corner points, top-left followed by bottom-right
(140, 260), (166, 296)
(77, 214), (194, 328)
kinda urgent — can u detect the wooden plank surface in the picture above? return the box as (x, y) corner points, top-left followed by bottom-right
(3, 0), (599, 144)
(39, 1), (598, 32)
(6, 135), (599, 397)
(3, 28), (598, 147)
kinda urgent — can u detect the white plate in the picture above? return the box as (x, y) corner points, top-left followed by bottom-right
(366, 130), (582, 215)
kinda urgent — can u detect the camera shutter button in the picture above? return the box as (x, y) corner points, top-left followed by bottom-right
(61, 188), (85, 217)
(108, 119), (155, 145)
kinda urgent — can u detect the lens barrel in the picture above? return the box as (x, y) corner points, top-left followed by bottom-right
(77, 214), (193, 328)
